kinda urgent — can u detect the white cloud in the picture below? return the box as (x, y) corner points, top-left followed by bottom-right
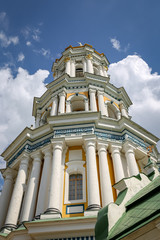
(22, 26), (41, 42)
(110, 38), (130, 52)
(0, 12), (9, 30)
(0, 67), (49, 168)
(0, 31), (19, 47)
(26, 41), (31, 46)
(33, 48), (52, 58)
(108, 55), (160, 149)
(110, 38), (121, 51)
(17, 52), (25, 62)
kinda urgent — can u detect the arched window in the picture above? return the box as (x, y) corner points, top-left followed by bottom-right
(70, 95), (85, 112)
(76, 68), (83, 77)
(108, 105), (117, 119)
(69, 174), (83, 200)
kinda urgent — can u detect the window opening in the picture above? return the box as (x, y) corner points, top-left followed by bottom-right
(69, 174), (83, 200)
(76, 68), (83, 77)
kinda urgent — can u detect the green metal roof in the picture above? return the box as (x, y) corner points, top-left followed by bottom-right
(95, 175), (160, 240)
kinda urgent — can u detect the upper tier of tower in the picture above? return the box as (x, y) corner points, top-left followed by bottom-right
(32, 44), (132, 128)
(52, 44), (109, 79)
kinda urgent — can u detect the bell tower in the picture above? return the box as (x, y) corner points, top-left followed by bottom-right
(0, 44), (159, 240)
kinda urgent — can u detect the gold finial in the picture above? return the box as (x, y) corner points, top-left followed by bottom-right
(53, 72), (56, 77)
(64, 57), (71, 62)
(146, 145), (154, 157)
(104, 66), (108, 71)
(86, 54), (92, 59)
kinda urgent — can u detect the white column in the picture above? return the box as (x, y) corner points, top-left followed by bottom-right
(98, 66), (104, 76)
(83, 58), (87, 73)
(89, 89), (97, 111)
(21, 152), (42, 222)
(123, 142), (139, 176)
(50, 96), (58, 116)
(70, 59), (75, 77)
(35, 146), (52, 217)
(58, 91), (66, 114)
(97, 90), (107, 115)
(45, 140), (64, 217)
(120, 103), (129, 118)
(116, 111), (121, 120)
(105, 103), (109, 117)
(0, 169), (16, 229)
(84, 137), (101, 211)
(98, 143), (113, 207)
(103, 66), (108, 77)
(66, 100), (71, 113)
(86, 55), (94, 74)
(65, 57), (71, 76)
(35, 112), (41, 128)
(4, 153), (29, 230)
(84, 99), (89, 111)
(110, 145), (125, 183)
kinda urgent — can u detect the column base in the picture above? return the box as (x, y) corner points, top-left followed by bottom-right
(34, 215), (41, 220)
(41, 208), (62, 219)
(1, 224), (17, 233)
(86, 204), (101, 211)
(84, 204), (101, 217)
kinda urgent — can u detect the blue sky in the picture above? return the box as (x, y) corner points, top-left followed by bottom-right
(1, 0), (160, 76)
(0, 0), (160, 188)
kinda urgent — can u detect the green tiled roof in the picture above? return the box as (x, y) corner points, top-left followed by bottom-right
(95, 175), (160, 240)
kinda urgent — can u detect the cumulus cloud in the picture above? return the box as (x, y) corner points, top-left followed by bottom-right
(0, 67), (49, 168)
(17, 52), (25, 62)
(108, 55), (160, 145)
(0, 31), (19, 47)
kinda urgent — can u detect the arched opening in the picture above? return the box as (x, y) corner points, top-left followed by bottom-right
(76, 67), (83, 77)
(93, 66), (99, 75)
(71, 95), (85, 112)
(107, 103), (118, 119)
(41, 109), (51, 124)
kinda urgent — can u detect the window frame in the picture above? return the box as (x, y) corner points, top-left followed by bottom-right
(64, 160), (86, 204)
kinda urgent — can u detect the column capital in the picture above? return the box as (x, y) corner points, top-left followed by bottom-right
(89, 88), (96, 94)
(83, 136), (96, 149)
(109, 143), (122, 153)
(42, 144), (52, 155)
(19, 152), (30, 165)
(30, 151), (42, 162)
(64, 57), (71, 62)
(3, 168), (17, 179)
(58, 90), (66, 97)
(97, 141), (108, 153)
(86, 54), (93, 60)
(51, 95), (58, 101)
(123, 141), (136, 153)
(51, 139), (65, 151)
(97, 89), (104, 96)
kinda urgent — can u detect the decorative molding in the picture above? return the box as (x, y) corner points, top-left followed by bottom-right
(7, 127), (149, 167)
